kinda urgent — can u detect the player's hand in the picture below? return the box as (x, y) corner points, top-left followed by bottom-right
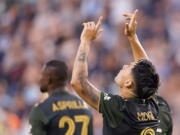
(80, 16), (103, 42)
(123, 9), (138, 37)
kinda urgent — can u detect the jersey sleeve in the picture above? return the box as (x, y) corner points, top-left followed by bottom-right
(98, 92), (125, 127)
(156, 96), (173, 135)
(29, 106), (48, 135)
(166, 109), (173, 135)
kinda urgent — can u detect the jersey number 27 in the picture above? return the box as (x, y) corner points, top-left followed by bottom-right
(59, 115), (90, 135)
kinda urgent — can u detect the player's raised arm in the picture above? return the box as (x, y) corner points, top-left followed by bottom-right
(71, 17), (103, 110)
(123, 10), (149, 61)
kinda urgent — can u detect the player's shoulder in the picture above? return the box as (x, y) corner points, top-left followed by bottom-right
(29, 96), (54, 120)
(156, 95), (169, 105)
(29, 103), (47, 124)
(30, 103), (41, 116)
(156, 95), (171, 112)
(100, 92), (125, 109)
(101, 92), (123, 100)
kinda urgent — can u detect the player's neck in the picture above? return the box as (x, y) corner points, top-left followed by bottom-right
(48, 86), (66, 95)
(120, 88), (137, 99)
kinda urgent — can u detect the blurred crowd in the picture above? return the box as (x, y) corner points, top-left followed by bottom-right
(0, 0), (180, 135)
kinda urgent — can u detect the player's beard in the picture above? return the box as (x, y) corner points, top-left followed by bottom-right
(40, 86), (48, 93)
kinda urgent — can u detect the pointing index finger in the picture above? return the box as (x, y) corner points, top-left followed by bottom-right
(95, 16), (103, 30)
(129, 9), (138, 26)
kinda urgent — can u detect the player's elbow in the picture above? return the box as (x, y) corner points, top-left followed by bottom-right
(70, 79), (82, 91)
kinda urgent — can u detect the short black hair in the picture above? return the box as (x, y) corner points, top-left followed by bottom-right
(45, 60), (68, 87)
(132, 59), (159, 99)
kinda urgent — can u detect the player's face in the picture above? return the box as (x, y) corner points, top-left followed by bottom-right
(39, 67), (49, 93)
(115, 62), (136, 88)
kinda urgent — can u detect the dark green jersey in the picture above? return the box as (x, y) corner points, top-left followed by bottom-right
(29, 90), (93, 135)
(99, 92), (159, 135)
(156, 96), (173, 135)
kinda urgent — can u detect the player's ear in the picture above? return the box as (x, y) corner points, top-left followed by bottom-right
(124, 79), (133, 88)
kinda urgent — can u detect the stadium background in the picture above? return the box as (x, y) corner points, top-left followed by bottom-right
(0, 0), (180, 135)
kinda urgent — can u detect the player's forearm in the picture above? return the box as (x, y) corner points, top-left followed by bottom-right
(128, 34), (149, 61)
(71, 40), (90, 84)
(71, 40), (100, 109)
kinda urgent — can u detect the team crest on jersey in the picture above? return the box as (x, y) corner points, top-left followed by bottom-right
(140, 127), (155, 135)
(104, 93), (111, 101)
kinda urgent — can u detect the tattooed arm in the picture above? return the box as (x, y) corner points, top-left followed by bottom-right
(71, 17), (103, 110)
(123, 10), (149, 61)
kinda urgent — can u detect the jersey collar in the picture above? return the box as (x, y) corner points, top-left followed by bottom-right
(50, 88), (68, 96)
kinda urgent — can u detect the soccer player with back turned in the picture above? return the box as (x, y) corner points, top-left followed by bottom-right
(71, 10), (166, 135)
(29, 60), (93, 135)
(123, 10), (173, 135)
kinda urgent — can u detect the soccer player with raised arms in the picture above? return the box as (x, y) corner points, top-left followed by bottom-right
(123, 10), (173, 135)
(71, 10), (162, 135)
